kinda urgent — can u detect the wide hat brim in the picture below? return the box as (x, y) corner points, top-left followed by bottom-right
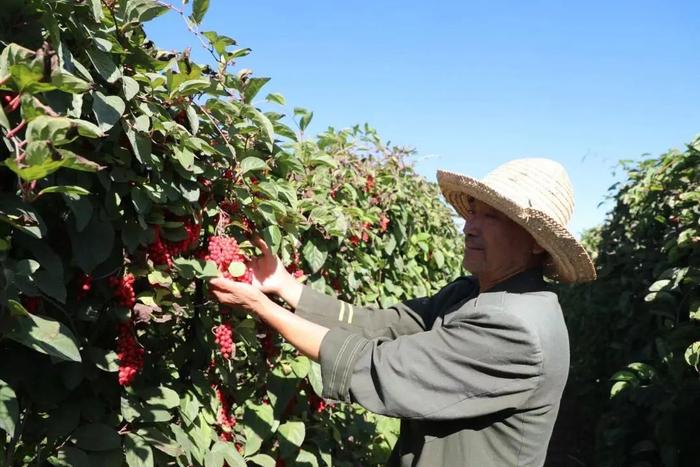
(437, 170), (596, 283)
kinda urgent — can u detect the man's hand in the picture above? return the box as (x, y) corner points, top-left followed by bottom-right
(209, 277), (269, 314)
(209, 275), (328, 361)
(247, 236), (303, 308)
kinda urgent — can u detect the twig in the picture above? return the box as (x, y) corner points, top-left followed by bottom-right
(5, 119), (26, 139)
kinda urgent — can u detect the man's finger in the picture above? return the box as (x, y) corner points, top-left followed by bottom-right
(251, 235), (271, 256)
(209, 277), (241, 291)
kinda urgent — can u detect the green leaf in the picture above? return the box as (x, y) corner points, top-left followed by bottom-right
(69, 213), (115, 273)
(174, 258), (219, 279)
(243, 402), (277, 456)
(247, 454), (276, 467)
(432, 249), (445, 268)
(85, 49), (121, 83)
(186, 105), (199, 135)
(261, 224), (281, 255)
(139, 386), (181, 409)
(173, 78), (211, 97)
(48, 447), (91, 467)
(0, 379), (18, 437)
(302, 238), (327, 274)
(265, 93), (285, 105)
(5, 300), (82, 362)
(92, 91), (125, 131)
(38, 185), (90, 197)
(290, 355), (310, 379)
(277, 421), (305, 457)
(124, 433), (154, 467)
(684, 341), (700, 369)
(239, 157), (267, 175)
(294, 107), (313, 132)
(243, 77), (271, 104)
(307, 362), (323, 398)
(295, 450), (320, 467)
(51, 69), (91, 94)
(191, 0), (210, 24)
(204, 441), (246, 467)
(70, 423), (121, 451)
(122, 76), (140, 101)
(86, 347), (119, 372)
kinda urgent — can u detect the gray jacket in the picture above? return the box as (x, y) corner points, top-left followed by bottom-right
(295, 268), (569, 466)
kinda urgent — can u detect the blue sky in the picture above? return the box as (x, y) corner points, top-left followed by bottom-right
(146, 1), (700, 237)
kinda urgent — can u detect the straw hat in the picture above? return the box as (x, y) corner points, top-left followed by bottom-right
(436, 158), (596, 283)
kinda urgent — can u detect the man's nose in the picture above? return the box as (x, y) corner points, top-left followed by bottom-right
(463, 218), (480, 236)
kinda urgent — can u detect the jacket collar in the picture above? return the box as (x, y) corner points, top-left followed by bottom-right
(479, 267), (549, 294)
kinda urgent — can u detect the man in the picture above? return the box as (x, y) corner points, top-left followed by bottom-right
(210, 158), (596, 466)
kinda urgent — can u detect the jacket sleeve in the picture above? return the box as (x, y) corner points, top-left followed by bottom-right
(294, 278), (475, 339)
(317, 296), (544, 420)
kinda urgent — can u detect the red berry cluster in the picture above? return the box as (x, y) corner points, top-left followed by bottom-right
(215, 386), (236, 440)
(109, 274), (136, 308)
(379, 214), (390, 233)
(364, 175), (375, 193)
(21, 296), (41, 313)
(76, 273), (92, 300)
(148, 223), (201, 267)
(214, 323), (235, 359)
(260, 332), (279, 361)
(286, 250), (305, 279)
(205, 236), (252, 283)
(308, 392), (327, 413)
(116, 321), (144, 386)
(220, 200), (240, 215)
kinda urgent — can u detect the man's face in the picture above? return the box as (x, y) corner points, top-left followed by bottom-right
(462, 198), (542, 281)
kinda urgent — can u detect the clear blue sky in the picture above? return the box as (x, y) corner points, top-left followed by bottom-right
(146, 0), (700, 237)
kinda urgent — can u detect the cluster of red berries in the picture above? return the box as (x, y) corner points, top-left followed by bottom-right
(379, 214), (390, 233)
(109, 273), (136, 308)
(286, 251), (305, 279)
(205, 236), (253, 283)
(148, 223), (201, 267)
(220, 200), (240, 215)
(21, 296), (41, 313)
(308, 392), (328, 413)
(214, 386), (236, 440)
(260, 332), (279, 361)
(364, 175), (375, 193)
(116, 321), (144, 386)
(213, 323), (235, 359)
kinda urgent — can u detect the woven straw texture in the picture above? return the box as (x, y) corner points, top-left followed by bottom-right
(437, 158), (596, 283)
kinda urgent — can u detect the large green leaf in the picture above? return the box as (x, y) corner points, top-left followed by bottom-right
(0, 379), (18, 437)
(92, 91), (125, 131)
(243, 402), (277, 456)
(191, 0), (210, 24)
(277, 421), (305, 457)
(5, 300), (82, 363)
(70, 423), (121, 451)
(124, 433), (154, 467)
(239, 157), (267, 175)
(302, 238), (328, 274)
(204, 441), (246, 467)
(69, 213), (115, 273)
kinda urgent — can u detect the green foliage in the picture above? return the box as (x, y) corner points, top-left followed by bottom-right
(0, 1), (462, 466)
(559, 139), (700, 467)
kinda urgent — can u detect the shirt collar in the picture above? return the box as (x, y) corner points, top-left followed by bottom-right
(479, 267), (549, 294)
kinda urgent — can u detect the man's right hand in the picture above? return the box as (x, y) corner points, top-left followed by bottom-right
(247, 236), (304, 308)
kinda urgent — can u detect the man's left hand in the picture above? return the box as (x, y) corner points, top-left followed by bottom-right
(209, 277), (269, 314)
